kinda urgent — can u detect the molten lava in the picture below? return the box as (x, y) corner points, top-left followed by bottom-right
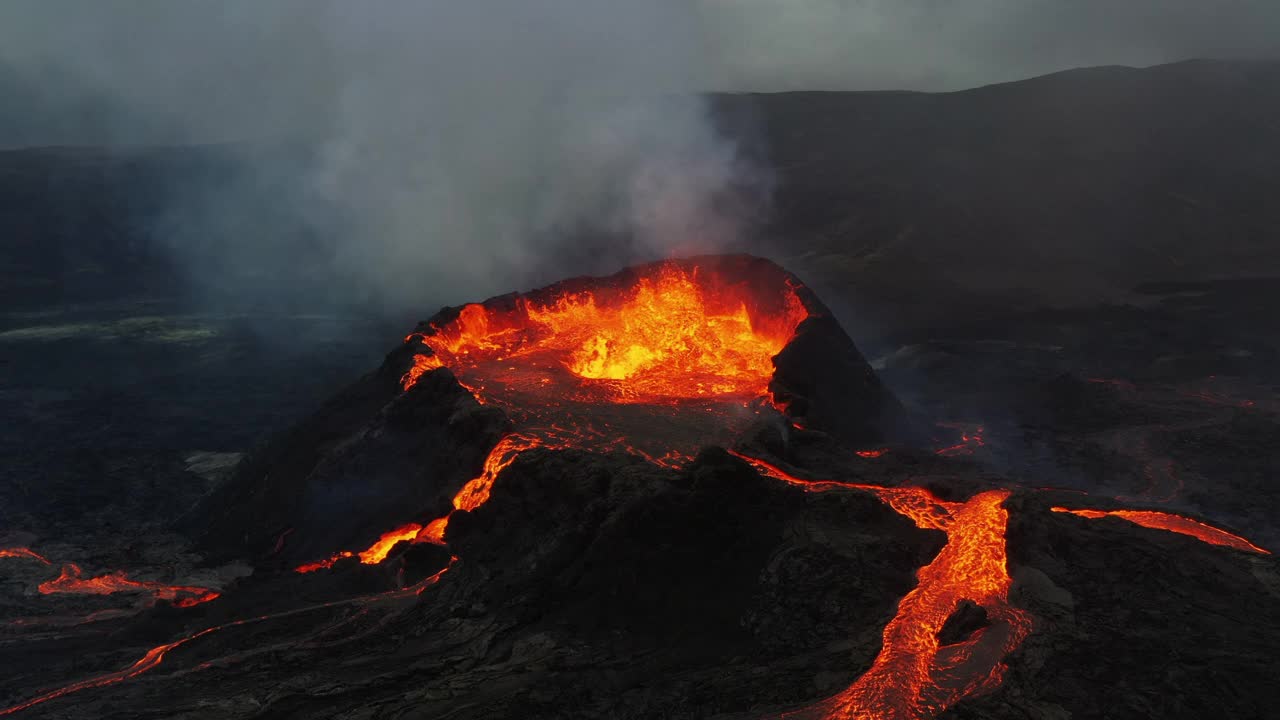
(37, 564), (220, 606)
(1051, 507), (1270, 554)
(413, 263), (808, 404)
(934, 423), (986, 457)
(0, 548), (51, 564)
(734, 453), (1032, 720)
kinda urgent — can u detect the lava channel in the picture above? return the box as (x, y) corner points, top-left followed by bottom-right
(38, 563), (220, 607)
(1051, 507), (1269, 554)
(735, 453), (1033, 720)
(0, 548), (51, 564)
(0, 561), (455, 716)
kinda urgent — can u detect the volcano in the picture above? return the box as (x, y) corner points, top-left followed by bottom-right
(192, 255), (908, 568)
(4, 255), (1279, 720)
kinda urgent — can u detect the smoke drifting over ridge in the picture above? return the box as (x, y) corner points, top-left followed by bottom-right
(3, 1), (1279, 311)
(0, 1), (760, 311)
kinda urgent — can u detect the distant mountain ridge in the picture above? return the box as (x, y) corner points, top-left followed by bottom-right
(710, 59), (1280, 322)
(3, 59), (1279, 318)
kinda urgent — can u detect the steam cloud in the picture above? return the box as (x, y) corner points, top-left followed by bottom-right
(0, 1), (760, 311)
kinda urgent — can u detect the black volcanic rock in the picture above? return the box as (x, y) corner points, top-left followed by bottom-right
(189, 351), (509, 567)
(936, 600), (990, 646)
(942, 492), (1280, 720)
(771, 314), (914, 444)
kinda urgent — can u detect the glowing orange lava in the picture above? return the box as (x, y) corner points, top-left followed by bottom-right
(734, 453), (1032, 720)
(410, 262), (808, 404)
(934, 424), (985, 457)
(1051, 507), (1269, 554)
(0, 547), (51, 564)
(856, 448), (889, 458)
(37, 564), (220, 606)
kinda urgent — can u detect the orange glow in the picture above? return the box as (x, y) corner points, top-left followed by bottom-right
(295, 516), (454, 574)
(400, 352), (443, 391)
(294, 551), (354, 574)
(38, 564), (219, 606)
(421, 516), (450, 545)
(0, 633), (207, 717)
(409, 263), (808, 404)
(934, 424), (986, 457)
(1051, 507), (1269, 554)
(451, 434), (539, 512)
(856, 448), (889, 458)
(358, 523), (427, 564)
(0, 547), (51, 564)
(735, 453), (1031, 719)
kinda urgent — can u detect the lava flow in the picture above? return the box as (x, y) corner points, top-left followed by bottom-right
(38, 563), (220, 607)
(0, 561), (456, 717)
(1051, 507), (1270, 554)
(736, 454), (1032, 720)
(934, 423), (986, 457)
(0, 548), (51, 564)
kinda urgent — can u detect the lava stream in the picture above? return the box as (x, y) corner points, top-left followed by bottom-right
(0, 560), (455, 716)
(37, 563), (220, 607)
(295, 434), (539, 573)
(934, 423), (985, 457)
(1051, 507), (1269, 554)
(735, 453), (1032, 719)
(0, 548), (50, 565)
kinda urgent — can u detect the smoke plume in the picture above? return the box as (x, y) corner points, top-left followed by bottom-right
(0, 1), (761, 311)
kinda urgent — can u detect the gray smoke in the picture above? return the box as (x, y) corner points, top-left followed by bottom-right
(0, 1), (759, 311)
(2, 1), (1278, 310)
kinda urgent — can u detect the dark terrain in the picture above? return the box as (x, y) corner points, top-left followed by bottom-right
(1, 60), (1279, 719)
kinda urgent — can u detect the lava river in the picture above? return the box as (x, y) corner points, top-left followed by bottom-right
(734, 454), (1034, 719)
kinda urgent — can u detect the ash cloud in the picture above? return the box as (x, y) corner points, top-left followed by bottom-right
(0, 1), (762, 312)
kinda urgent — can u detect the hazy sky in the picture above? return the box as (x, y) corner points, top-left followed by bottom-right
(1, 1), (1277, 309)
(702, 0), (1280, 90)
(2, 1), (1278, 143)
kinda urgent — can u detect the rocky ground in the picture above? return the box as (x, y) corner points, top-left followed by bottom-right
(0, 273), (1277, 719)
